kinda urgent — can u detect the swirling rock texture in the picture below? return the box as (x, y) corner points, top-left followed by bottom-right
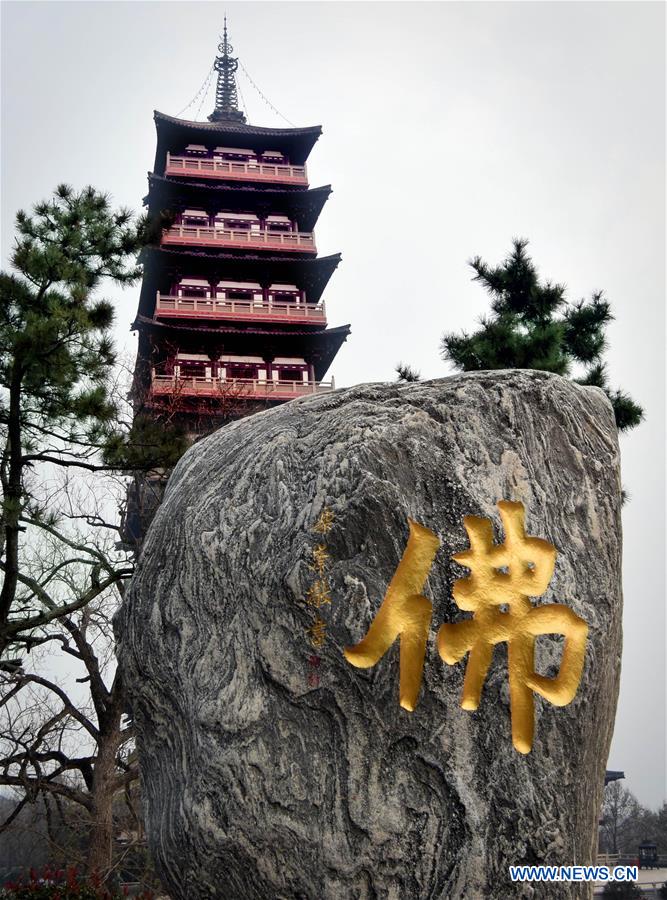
(117, 371), (622, 900)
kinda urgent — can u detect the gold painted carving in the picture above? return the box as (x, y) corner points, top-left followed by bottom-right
(305, 509), (336, 678)
(313, 508), (335, 535)
(343, 502), (589, 752)
(307, 616), (327, 648)
(343, 520), (441, 712)
(437, 501), (588, 753)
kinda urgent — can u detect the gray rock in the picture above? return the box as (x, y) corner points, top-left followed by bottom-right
(117, 371), (622, 900)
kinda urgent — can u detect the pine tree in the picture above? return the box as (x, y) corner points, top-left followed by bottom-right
(441, 239), (643, 431)
(0, 185), (182, 656)
(0, 186), (182, 884)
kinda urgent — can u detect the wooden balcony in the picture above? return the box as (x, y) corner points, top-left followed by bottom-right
(149, 375), (334, 402)
(162, 225), (317, 254)
(165, 152), (308, 186)
(154, 293), (327, 325)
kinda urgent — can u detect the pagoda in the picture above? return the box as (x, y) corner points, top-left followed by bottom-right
(124, 22), (349, 541)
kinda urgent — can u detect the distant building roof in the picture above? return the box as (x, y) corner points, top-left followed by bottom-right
(605, 770), (625, 785)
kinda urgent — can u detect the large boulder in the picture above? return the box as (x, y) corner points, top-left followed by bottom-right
(117, 371), (622, 899)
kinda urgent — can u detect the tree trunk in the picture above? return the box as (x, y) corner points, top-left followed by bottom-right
(0, 362), (24, 649)
(86, 719), (121, 877)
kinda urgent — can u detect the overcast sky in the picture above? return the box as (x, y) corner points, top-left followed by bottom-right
(1, 1), (665, 809)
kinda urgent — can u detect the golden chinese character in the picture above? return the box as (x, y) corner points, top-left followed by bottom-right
(343, 519), (441, 712)
(310, 543), (330, 576)
(307, 617), (327, 648)
(437, 501), (588, 754)
(313, 508), (335, 534)
(306, 578), (332, 608)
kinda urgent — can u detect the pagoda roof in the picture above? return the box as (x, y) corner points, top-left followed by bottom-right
(145, 174), (331, 232)
(134, 316), (350, 380)
(153, 111), (322, 173)
(135, 246), (341, 317)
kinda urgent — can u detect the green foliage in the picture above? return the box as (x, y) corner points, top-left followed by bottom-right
(607, 390), (645, 433)
(136, 209), (176, 247)
(102, 414), (189, 471)
(441, 239), (643, 432)
(395, 363), (421, 383)
(1, 185), (142, 442)
(601, 880), (644, 898)
(0, 185), (148, 655)
(0, 183), (187, 473)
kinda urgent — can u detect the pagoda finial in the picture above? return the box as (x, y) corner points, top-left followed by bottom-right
(208, 17), (246, 124)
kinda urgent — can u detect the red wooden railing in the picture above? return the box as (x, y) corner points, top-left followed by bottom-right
(165, 153), (309, 186)
(150, 375), (334, 401)
(154, 293), (326, 324)
(162, 225), (316, 254)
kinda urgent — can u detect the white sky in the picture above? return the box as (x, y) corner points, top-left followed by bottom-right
(1, 1), (665, 809)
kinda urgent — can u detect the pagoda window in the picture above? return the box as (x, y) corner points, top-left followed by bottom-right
(273, 290), (300, 304)
(266, 215), (293, 233)
(218, 355), (266, 382)
(261, 150), (286, 163)
(184, 144), (208, 157)
(180, 361), (206, 378)
(231, 364), (256, 380)
(175, 353), (212, 380)
(177, 278), (211, 299)
(215, 281), (263, 304)
(214, 212), (260, 231)
(278, 369), (302, 382)
(272, 357), (308, 383)
(213, 146), (258, 163)
(268, 283), (303, 305)
(180, 209), (209, 227)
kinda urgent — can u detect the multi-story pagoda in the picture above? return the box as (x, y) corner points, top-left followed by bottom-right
(124, 23), (349, 541)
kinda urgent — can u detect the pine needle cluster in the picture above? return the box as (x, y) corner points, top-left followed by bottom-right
(441, 239), (643, 431)
(395, 363), (421, 383)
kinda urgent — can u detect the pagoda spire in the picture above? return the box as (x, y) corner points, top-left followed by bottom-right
(209, 18), (246, 124)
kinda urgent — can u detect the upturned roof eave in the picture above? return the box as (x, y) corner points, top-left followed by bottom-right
(154, 109), (322, 139)
(153, 110), (322, 169)
(138, 245), (342, 267)
(134, 247), (342, 313)
(143, 174), (332, 231)
(133, 316), (350, 380)
(145, 172), (332, 200)
(133, 314), (350, 339)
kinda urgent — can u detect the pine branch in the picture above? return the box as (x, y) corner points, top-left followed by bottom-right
(395, 363), (421, 383)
